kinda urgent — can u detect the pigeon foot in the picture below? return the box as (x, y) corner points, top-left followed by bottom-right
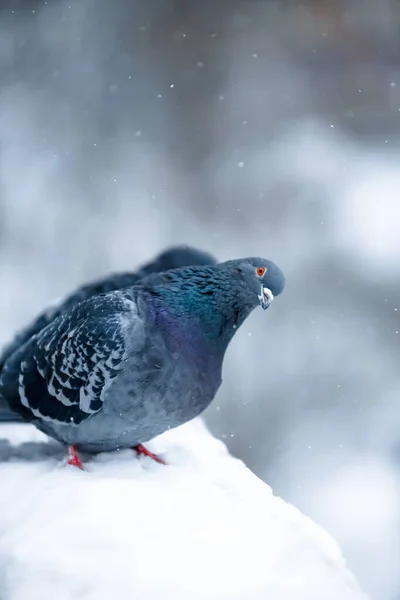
(67, 445), (84, 470)
(134, 443), (166, 465)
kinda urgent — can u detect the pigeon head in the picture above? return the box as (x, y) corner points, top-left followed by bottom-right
(225, 257), (285, 311)
(140, 245), (216, 276)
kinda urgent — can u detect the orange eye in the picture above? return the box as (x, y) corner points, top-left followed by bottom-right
(256, 266), (266, 277)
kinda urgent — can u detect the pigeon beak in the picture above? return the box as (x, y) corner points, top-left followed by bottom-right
(258, 285), (273, 310)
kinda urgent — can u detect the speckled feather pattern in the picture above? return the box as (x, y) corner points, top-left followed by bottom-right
(0, 258), (285, 452)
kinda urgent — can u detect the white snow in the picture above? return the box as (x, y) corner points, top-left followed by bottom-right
(0, 418), (368, 600)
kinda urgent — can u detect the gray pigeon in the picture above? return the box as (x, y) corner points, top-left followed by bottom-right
(0, 257), (285, 468)
(0, 245), (216, 423)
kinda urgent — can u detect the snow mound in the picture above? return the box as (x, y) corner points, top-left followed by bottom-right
(0, 419), (368, 600)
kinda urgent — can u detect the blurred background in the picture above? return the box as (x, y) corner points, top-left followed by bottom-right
(1, 0), (400, 597)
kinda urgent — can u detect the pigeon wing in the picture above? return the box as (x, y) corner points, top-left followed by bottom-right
(0, 293), (135, 425)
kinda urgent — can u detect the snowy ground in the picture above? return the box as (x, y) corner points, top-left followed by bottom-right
(0, 419), (368, 600)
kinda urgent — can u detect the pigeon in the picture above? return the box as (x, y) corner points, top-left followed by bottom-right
(0, 257), (285, 469)
(0, 245), (216, 423)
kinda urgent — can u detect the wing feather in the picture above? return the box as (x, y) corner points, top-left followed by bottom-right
(0, 292), (136, 425)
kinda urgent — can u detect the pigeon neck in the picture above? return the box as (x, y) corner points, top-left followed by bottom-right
(144, 279), (256, 354)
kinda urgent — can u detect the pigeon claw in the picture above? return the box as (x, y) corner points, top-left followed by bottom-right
(134, 443), (166, 465)
(67, 445), (84, 470)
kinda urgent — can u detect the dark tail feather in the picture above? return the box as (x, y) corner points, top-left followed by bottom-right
(0, 368), (27, 423)
(0, 334), (35, 424)
(0, 402), (26, 423)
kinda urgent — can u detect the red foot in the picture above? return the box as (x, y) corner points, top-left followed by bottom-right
(67, 445), (84, 470)
(134, 443), (166, 465)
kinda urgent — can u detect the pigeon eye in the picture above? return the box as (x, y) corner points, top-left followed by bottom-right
(256, 266), (266, 277)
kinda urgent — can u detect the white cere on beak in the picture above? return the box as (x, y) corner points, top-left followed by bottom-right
(258, 285), (274, 310)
